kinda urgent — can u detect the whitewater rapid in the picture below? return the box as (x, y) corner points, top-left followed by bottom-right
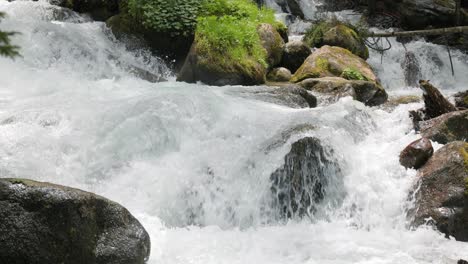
(1, 1), (468, 263)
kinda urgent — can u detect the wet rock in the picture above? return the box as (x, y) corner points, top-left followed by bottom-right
(0, 178), (150, 264)
(394, 0), (468, 30)
(455, 90), (468, 109)
(420, 110), (468, 144)
(257, 23), (285, 68)
(383, 95), (421, 111)
(270, 137), (343, 219)
(286, 0), (304, 19)
(459, 260), (468, 264)
(411, 141), (468, 241)
(399, 138), (434, 169)
(106, 14), (192, 67)
(291, 46), (378, 83)
(299, 77), (388, 106)
(177, 41), (266, 86)
(419, 80), (457, 119)
(51, 0), (119, 21)
(280, 40), (311, 73)
(248, 84), (317, 108)
(267, 67), (292, 82)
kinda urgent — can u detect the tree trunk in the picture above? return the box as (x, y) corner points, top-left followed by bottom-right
(369, 26), (468, 38)
(455, 0), (462, 25)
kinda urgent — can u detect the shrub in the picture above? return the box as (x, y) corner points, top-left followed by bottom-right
(0, 12), (19, 58)
(127, 0), (205, 36)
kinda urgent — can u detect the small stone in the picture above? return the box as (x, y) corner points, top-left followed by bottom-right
(267, 67), (292, 82)
(399, 138), (434, 169)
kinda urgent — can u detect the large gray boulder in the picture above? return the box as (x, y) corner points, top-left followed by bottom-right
(420, 110), (468, 144)
(411, 141), (468, 241)
(0, 178), (150, 264)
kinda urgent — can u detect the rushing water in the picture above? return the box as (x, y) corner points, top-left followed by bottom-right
(1, 1), (468, 263)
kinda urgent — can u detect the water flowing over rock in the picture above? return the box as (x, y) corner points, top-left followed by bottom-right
(299, 77), (388, 106)
(411, 141), (468, 241)
(402, 51), (421, 87)
(0, 178), (150, 264)
(270, 137), (343, 219)
(399, 138), (434, 169)
(248, 84), (317, 108)
(420, 110), (468, 144)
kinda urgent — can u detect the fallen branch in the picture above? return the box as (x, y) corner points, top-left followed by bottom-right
(369, 26), (468, 38)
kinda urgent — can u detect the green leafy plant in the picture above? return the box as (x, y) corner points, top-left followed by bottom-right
(0, 12), (19, 58)
(127, 0), (205, 36)
(341, 67), (368, 81)
(195, 0), (278, 70)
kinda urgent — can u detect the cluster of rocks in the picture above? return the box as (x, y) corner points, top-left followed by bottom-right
(399, 81), (468, 242)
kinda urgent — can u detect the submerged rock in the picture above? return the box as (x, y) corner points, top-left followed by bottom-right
(0, 178), (150, 264)
(267, 67), (292, 82)
(420, 110), (468, 144)
(248, 84), (317, 108)
(399, 138), (434, 169)
(281, 40), (311, 73)
(291, 46), (378, 83)
(299, 77), (388, 106)
(402, 51), (421, 87)
(411, 141), (468, 241)
(270, 137), (343, 219)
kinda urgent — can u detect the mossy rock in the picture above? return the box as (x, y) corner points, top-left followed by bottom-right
(267, 67), (292, 82)
(177, 41), (266, 86)
(412, 141), (468, 241)
(257, 23), (285, 68)
(106, 14), (193, 65)
(291, 45), (378, 83)
(299, 77), (388, 106)
(303, 21), (368, 59)
(0, 178), (150, 264)
(280, 40), (311, 73)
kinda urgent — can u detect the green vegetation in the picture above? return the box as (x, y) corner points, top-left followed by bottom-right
(0, 12), (19, 58)
(195, 0), (278, 71)
(341, 67), (368, 81)
(127, 0), (204, 36)
(461, 144), (468, 196)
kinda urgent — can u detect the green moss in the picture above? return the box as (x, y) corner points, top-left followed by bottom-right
(461, 144), (468, 196)
(195, 0), (279, 72)
(341, 67), (368, 81)
(464, 96), (468, 105)
(303, 21), (333, 48)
